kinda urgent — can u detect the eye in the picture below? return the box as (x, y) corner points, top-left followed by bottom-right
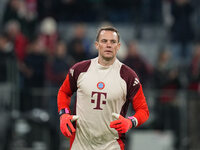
(101, 39), (107, 43)
(111, 40), (117, 44)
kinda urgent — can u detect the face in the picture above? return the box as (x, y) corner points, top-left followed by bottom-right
(95, 30), (120, 61)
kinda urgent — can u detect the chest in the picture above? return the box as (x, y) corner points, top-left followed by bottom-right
(77, 68), (127, 105)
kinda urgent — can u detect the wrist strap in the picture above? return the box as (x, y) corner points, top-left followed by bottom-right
(128, 116), (138, 128)
(59, 108), (70, 116)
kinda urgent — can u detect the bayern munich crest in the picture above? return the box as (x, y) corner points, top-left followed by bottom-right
(97, 82), (105, 90)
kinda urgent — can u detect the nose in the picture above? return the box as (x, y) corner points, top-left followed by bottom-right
(106, 41), (111, 47)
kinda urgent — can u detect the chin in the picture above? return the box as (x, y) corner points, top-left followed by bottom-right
(102, 56), (114, 61)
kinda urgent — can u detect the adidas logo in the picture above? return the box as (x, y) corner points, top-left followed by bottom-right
(70, 69), (74, 77)
(133, 78), (139, 86)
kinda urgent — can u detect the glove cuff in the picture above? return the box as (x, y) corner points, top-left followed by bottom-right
(128, 116), (138, 128)
(59, 108), (70, 117)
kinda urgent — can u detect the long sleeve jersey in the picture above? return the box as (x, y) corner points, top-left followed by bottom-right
(57, 57), (149, 150)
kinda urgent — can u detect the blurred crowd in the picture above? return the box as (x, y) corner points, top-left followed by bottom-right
(0, 0), (200, 150)
(0, 0), (199, 106)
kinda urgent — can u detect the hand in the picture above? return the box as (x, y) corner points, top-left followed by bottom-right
(110, 113), (132, 133)
(60, 114), (79, 137)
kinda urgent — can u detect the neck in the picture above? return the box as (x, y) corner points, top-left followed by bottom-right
(98, 56), (116, 66)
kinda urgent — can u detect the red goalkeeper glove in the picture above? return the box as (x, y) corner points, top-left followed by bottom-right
(60, 113), (79, 137)
(110, 113), (136, 133)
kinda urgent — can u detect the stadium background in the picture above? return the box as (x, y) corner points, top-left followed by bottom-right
(0, 0), (200, 150)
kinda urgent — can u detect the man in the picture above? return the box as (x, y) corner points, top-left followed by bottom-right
(57, 26), (149, 150)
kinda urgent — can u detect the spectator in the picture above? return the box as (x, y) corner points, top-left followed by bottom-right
(2, 0), (25, 25)
(0, 33), (15, 82)
(5, 20), (28, 63)
(46, 41), (72, 87)
(187, 43), (200, 94)
(38, 17), (59, 57)
(123, 40), (153, 87)
(153, 48), (181, 148)
(20, 37), (47, 111)
(170, 0), (194, 65)
(68, 23), (90, 63)
(3, 0), (38, 38)
(153, 49), (181, 103)
(23, 37), (47, 88)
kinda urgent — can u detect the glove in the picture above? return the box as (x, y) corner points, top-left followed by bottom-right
(60, 113), (79, 137)
(110, 113), (132, 133)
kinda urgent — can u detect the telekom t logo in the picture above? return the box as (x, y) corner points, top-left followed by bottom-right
(91, 91), (107, 110)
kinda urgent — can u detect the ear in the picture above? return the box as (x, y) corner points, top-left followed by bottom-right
(95, 41), (99, 49)
(117, 42), (121, 51)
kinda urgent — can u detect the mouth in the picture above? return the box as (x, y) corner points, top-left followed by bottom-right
(104, 50), (112, 53)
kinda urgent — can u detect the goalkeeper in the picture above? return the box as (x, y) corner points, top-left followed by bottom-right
(57, 26), (149, 150)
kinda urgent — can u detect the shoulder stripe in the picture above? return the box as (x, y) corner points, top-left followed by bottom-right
(69, 60), (91, 92)
(120, 64), (140, 99)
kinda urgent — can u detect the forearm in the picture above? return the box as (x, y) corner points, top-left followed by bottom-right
(57, 74), (73, 112)
(133, 108), (149, 127)
(57, 89), (72, 112)
(131, 84), (149, 127)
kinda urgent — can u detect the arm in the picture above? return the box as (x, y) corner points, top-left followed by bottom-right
(57, 73), (78, 137)
(57, 60), (91, 137)
(110, 65), (149, 133)
(131, 84), (149, 127)
(57, 73), (73, 113)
